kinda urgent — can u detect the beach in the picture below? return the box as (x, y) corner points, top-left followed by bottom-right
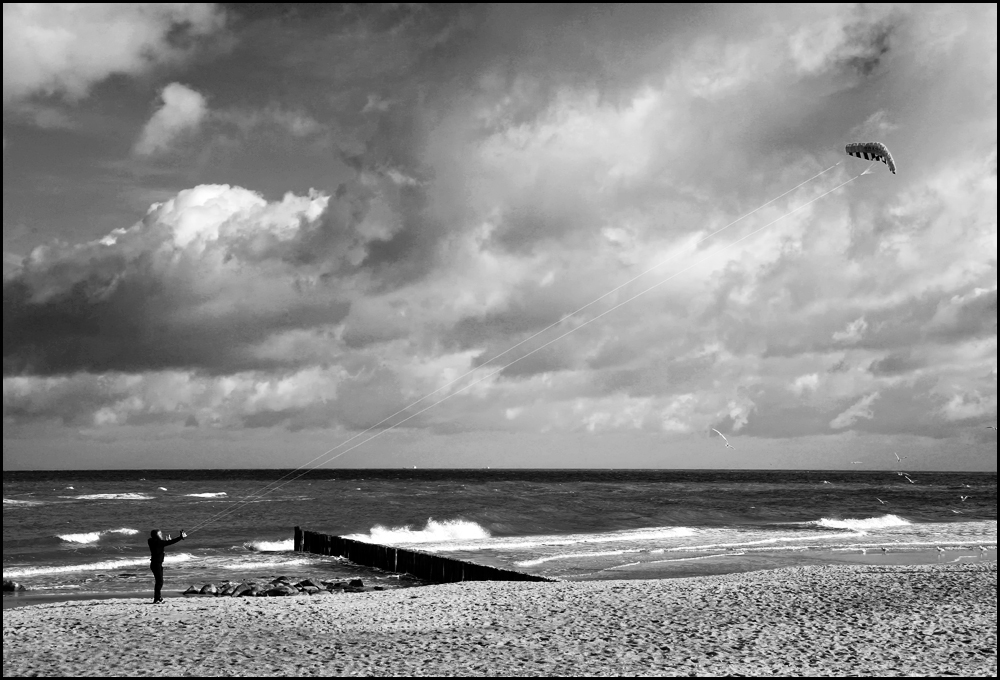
(3, 563), (996, 677)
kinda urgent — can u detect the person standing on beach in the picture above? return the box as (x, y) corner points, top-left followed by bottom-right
(148, 529), (186, 604)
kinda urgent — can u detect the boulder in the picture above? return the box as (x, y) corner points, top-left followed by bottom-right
(373, 586), (385, 591)
(246, 584), (266, 597)
(348, 579), (364, 588)
(232, 583), (252, 597)
(199, 583), (219, 595)
(295, 578), (321, 589)
(301, 586), (321, 595)
(2, 580), (26, 592)
(118, 573), (138, 578)
(270, 576), (290, 584)
(265, 584), (298, 597)
(219, 584), (237, 597)
(344, 586), (365, 593)
(183, 585), (200, 595)
(327, 582), (345, 590)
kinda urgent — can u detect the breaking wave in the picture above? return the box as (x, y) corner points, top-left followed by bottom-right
(185, 492), (228, 498)
(3, 553), (193, 579)
(244, 539), (294, 552)
(811, 515), (912, 532)
(70, 493), (154, 501)
(57, 528), (140, 544)
(3, 498), (42, 507)
(344, 518), (491, 544)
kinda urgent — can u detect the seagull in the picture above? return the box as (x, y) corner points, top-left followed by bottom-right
(936, 546), (946, 557)
(978, 546), (988, 556)
(880, 547), (888, 555)
(902, 474), (916, 484)
(951, 509), (963, 514)
(960, 495), (969, 502)
(860, 547), (868, 555)
(876, 498), (888, 505)
(851, 461), (863, 464)
(893, 452), (903, 463)
(987, 426), (997, 431)
(711, 428), (735, 449)
(822, 480), (832, 485)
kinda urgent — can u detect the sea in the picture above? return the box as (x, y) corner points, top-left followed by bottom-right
(3, 469), (996, 597)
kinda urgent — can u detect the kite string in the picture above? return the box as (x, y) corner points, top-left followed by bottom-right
(187, 162), (841, 532)
(189, 168), (859, 533)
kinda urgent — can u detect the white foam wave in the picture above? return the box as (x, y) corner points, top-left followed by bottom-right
(58, 528), (140, 544)
(185, 492), (227, 498)
(421, 526), (700, 553)
(70, 493), (154, 501)
(3, 498), (42, 507)
(220, 558), (311, 570)
(811, 514), (912, 532)
(345, 519), (491, 545)
(3, 553), (193, 579)
(244, 539), (294, 552)
(517, 549), (643, 567)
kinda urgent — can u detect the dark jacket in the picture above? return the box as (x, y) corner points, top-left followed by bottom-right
(148, 535), (184, 564)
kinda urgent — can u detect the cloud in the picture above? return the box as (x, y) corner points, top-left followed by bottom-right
(3, 4), (225, 103)
(830, 392), (880, 429)
(133, 83), (209, 156)
(832, 317), (867, 344)
(2, 5), (995, 457)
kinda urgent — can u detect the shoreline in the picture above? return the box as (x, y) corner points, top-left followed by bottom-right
(4, 562), (996, 677)
(5, 544), (994, 610)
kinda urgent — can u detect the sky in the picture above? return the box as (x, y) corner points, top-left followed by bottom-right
(3, 4), (997, 471)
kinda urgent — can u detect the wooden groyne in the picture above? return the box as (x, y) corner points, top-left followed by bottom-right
(294, 527), (554, 583)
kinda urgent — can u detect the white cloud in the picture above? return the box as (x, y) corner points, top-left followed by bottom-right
(833, 317), (867, 344)
(133, 83), (209, 156)
(830, 392), (880, 429)
(2, 4), (224, 103)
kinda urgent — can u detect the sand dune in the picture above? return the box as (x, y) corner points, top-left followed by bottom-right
(3, 563), (996, 677)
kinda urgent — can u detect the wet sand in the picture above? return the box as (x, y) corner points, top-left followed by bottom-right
(3, 563), (996, 677)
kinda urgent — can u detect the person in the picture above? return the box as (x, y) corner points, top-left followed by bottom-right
(148, 528), (186, 604)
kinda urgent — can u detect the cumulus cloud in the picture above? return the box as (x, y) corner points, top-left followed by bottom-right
(2, 4), (224, 103)
(133, 83), (209, 156)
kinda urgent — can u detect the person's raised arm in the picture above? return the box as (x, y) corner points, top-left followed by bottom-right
(164, 530), (186, 547)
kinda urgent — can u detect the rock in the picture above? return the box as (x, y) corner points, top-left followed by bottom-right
(118, 573), (138, 578)
(271, 576), (290, 584)
(246, 584), (266, 597)
(219, 584), (237, 596)
(373, 586), (385, 591)
(183, 585), (200, 595)
(265, 584), (298, 597)
(348, 579), (364, 588)
(295, 578), (321, 589)
(344, 586), (365, 593)
(199, 583), (218, 595)
(316, 589), (335, 595)
(231, 583), (252, 597)
(327, 582), (345, 590)
(3, 580), (26, 592)
(302, 586), (320, 595)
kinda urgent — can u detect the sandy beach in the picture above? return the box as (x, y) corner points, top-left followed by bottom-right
(3, 563), (996, 677)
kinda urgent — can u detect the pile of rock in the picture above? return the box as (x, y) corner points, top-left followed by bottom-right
(182, 576), (384, 597)
(3, 580), (28, 592)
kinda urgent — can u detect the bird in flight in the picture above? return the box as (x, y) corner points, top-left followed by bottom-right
(876, 497), (888, 505)
(851, 461), (863, 464)
(902, 474), (916, 484)
(711, 429), (735, 449)
(987, 426), (997, 431)
(893, 452), (902, 463)
(960, 495), (969, 502)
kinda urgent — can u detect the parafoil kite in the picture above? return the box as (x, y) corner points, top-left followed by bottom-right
(845, 142), (896, 174)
